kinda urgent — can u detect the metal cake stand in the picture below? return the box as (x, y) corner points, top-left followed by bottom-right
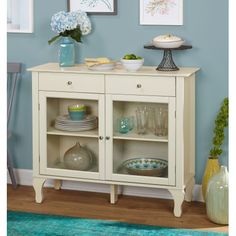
(144, 45), (192, 71)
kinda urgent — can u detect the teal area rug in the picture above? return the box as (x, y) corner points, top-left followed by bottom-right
(8, 211), (228, 236)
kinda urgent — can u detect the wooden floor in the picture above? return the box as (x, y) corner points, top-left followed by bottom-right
(7, 185), (228, 233)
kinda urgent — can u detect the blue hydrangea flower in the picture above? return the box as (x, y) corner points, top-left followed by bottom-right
(50, 10), (92, 35)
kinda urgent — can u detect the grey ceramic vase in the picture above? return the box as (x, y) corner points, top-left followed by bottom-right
(206, 166), (228, 225)
(64, 142), (93, 171)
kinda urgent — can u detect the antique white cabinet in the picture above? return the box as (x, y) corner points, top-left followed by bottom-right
(29, 63), (199, 217)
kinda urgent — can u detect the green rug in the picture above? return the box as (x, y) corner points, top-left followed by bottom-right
(7, 211), (228, 236)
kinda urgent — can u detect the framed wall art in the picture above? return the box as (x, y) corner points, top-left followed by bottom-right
(140, 0), (183, 25)
(68, 0), (117, 15)
(7, 0), (34, 33)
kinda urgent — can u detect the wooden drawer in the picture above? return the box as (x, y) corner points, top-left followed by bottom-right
(105, 75), (175, 96)
(39, 73), (105, 93)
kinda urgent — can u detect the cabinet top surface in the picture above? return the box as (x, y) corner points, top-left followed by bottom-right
(28, 63), (200, 77)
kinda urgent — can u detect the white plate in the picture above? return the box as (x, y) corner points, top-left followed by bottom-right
(56, 115), (97, 123)
(152, 40), (185, 49)
(88, 63), (116, 71)
(55, 125), (97, 132)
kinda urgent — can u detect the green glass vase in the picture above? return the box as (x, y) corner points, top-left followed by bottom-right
(206, 166), (228, 225)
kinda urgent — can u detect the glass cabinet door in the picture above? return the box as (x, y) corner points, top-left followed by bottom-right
(106, 94), (176, 186)
(39, 91), (105, 180)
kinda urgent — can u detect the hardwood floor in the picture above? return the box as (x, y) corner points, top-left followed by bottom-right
(7, 185), (228, 233)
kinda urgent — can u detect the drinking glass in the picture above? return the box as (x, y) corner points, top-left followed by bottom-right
(154, 107), (168, 136)
(128, 116), (135, 131)
(147, 107), (155, 133)
(135, 107), (148, 134)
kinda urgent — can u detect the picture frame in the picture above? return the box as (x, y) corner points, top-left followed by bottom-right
(7, 0), (34, 33)
(68, 0), (117, 15)
(140, 0), (183, 25)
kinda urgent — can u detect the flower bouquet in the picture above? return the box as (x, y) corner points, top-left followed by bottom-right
(48, 10), (92, 67)
(48, 10), (92, 44)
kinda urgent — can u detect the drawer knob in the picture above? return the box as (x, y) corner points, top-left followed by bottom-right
(99, 136), (104, 140)
(106, 136), (110, 140)
(137, 84), (142, 88)
(67, 81), (72, 85)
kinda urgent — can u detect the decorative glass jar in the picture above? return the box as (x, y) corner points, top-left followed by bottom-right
(206, 166), (228, 225)
(59, 37), (75, 67)
(64, 142), (93, 171)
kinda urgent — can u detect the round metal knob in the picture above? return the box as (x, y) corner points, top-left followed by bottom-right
(137, 84), (142, 88)
(67, 81), (72, 85)
(99, 136), (104, 140)
(106, 137), (110, 140)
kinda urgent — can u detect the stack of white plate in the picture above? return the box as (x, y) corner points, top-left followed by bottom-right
(55, 115), (98, 132)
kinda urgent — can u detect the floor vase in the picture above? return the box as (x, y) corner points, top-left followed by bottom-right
(206, 166), (228, 225)
(202, 159), (220, 201)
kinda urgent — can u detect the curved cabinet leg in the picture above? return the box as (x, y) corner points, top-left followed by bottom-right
(185, 177), (195, 202)
(54, 180), (62, 190)
(33, 177), (46, 203)
(110, 185), (118, 204)
(169, 189), (185, 217)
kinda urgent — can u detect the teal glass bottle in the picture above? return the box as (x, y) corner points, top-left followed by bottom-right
(59, 37), (75, 67)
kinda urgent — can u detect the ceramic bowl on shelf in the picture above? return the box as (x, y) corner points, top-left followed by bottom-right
(68, 104), (86, 111)
(68, 104), (86, 121)
(121, 58), (144, 72)
(122, 157), (168, 176)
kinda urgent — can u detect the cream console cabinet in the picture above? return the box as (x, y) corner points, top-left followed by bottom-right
(29, 63), (199, 217)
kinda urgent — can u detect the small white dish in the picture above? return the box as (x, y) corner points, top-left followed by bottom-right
(120, 59), (144, 72)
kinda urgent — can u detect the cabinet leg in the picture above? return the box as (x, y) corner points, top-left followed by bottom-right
(33, 177), (46, 203)
(185, 177), (195, 202)
(110, 185), (118, 204)
(169, 189), (185, 217)
(54, 180), (62, 190)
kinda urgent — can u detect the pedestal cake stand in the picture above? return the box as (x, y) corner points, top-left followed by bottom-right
(144, 45), (192, 71)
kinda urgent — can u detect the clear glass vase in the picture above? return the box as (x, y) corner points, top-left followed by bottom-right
(206, 166), (228, 225)
(59, 37), (75, 67)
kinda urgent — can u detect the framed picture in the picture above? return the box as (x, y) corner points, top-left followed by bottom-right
(7, 0), (34, 33)
(140, 0), (183, 25)
(68, 0), (117, 15)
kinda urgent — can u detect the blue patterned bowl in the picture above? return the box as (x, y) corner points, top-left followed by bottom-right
(122, 158), (168, 177)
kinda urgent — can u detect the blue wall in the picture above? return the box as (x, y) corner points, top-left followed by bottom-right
(7, 0), (228, 183)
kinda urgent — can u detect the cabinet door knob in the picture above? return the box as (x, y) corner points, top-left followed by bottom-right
(67, 81), (72, 85)
(137, 84), (142, 88)
(99, 136), (104, 140)
(106, 136), (110, 140)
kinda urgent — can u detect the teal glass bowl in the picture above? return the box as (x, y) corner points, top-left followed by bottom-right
(69, 110), (86, 121)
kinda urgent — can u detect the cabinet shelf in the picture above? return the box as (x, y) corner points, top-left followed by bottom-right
(113, 131), (168, 142)
(47, 127), (99, 138)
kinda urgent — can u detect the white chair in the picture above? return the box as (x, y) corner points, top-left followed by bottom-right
(7, 63), (21, 189)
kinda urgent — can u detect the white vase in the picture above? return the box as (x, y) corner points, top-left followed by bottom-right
(206, 166), (228, 225)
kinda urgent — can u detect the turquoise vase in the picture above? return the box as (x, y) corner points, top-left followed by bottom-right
(206, 166), (228, 225)
(59, 37), (75, 67)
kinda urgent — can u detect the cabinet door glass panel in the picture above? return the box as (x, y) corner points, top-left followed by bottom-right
(106, 95), (175, 186)
(39, 92), (105, 180)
